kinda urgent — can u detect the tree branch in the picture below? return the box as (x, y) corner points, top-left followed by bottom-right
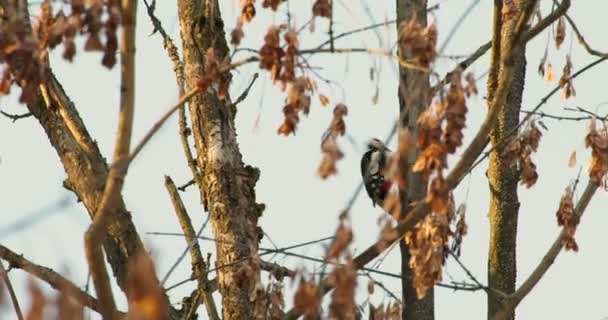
(0, 110), (32, 122)
(0, 245), (127, 319)
(284, 4), (539, 317)
(164, 176), (219, 320)
(492, 181), (599, 320)
(84, 1), (138, 318)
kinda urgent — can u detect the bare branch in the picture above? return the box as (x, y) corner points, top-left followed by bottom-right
(84, 1), (138, 318)
(0, 110), (32, 122)
(164, 176), (219, 320)
(127, 87), (200, 163)
(558, 5), (608, 58)
(522, 0), (570, 44)
(232, 73), (259, 107)
(0, 245), (127, 318)
(492, 181), (599, 320)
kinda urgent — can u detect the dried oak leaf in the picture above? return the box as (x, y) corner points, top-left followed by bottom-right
(231, 19), (245, 46)
(326, 214), (353, 259)
(464, 72), (478, 97)
(312, 0), (332, 18)
(280, 29), (298, 86)
(559, 55), (576, 99)
(555, 16), (566, 50)
(584, 119), (608, 186)
(259, 26), (285, 82)
(556, 186), (579, 251)
(398, 18), (438, 68)
(262, 0), (285, 11)
(278, 77), (313, 135)
(318, 104), (348, 178)
(504, 121), (543, 188)
(328, 261), (357, 320)
(241, 0), (256, 23)
(443, 69), (468, 153)
(293, 279), (321, 320)
(254, 282), (285, 320)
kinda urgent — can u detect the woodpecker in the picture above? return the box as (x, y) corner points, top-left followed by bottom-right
(360, 138), (392, 207)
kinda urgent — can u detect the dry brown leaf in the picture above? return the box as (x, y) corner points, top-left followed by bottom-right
(293, 280), (321, 319)
(555, 16), (566, 49)
(546, 63), (555, 82)
(318, 94), (330, 106)
(312, 0), (332, 18)
(556, 186), (579, 251)
(568, 150), (577, 168)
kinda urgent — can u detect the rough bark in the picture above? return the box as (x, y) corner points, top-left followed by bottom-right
(27, 48), (143, 299)
(486, 1), (528, 319)
(176, 1), (264, 319)
(396, 0), (435, 319)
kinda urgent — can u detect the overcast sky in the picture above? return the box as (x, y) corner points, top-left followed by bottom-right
(1, 1), (607, 319)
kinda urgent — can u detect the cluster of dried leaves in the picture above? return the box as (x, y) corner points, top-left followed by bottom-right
(293, 279), (321, 320)
(312, 0), (332, 18)
(277, 77), (316, 135)
(558, 55), (576, 99)
(318, 103), (348, 178)
(556, 186), (579, 251)
(326, 215), (357, 320)
(405, 195), (468, 298)
(293, 214), (358, 319)
(585, 119), (608, 187)
(231, 0), (286, 46)
(258, 25), (298, 88)
(253, 282), (285, 320)
(398, 18), (437, 68)
(403, 69), (470, 298)
(504, 120), (543, 188)
(0, 0), (121, 103)
(538, 16), (577, 99)
(368, 302), (401, 320)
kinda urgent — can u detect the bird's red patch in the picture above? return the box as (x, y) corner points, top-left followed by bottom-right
(381, 180), (393, 192)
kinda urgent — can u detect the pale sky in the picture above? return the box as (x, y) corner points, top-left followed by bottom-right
(1, 1), (607, 319)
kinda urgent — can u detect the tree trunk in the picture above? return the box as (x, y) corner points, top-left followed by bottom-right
(177, 1), (264, 319)
(486, 1), (527, 319)
(396, 0), (434, 319)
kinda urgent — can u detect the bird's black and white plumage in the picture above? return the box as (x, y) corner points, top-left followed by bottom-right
(360, 138), (392, 207)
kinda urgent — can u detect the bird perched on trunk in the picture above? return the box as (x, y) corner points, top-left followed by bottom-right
(360, 138), (393, 207)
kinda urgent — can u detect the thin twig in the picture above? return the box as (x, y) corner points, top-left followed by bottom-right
(232, 73), (259, 106)
(178, 179), (195, 191)
(0, 110), (32, 122)
(560, 8), (608, 58)
(0, 259), (24, 320)
(127, 87), (200, 163)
